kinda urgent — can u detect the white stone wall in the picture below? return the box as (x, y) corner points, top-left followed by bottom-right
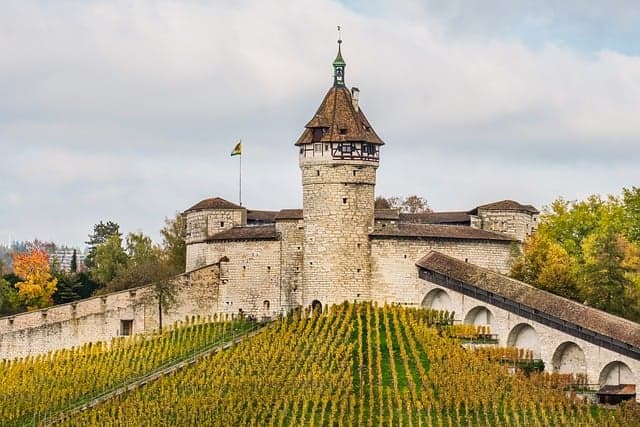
(276, 220), (305, 311)
(370, 237), (513, 305)
(301, 161), (377, 309)
(418, 279), (640, 400)
(0, 265), (220, 360)
(205, 239), (282, 318)
(478, 209), (538, 242)
(185, 209), (247, 269)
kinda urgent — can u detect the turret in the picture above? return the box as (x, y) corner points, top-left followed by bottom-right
(296, 35), (385, 310)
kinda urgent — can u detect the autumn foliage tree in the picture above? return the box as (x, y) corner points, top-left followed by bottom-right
(511, 188), (640, 321)
(12, 249), (57, 310)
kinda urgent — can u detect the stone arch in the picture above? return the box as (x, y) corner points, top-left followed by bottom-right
(463, 306), (494, 326)
(599, 361), (634, 387)
(311, 300), (322, 313)
(507, 323), (541, 358)
(551, 342), (586, 375)
(421, 288), (452, 311)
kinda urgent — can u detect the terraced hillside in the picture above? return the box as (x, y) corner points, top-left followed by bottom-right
(2, 303), (638, 426)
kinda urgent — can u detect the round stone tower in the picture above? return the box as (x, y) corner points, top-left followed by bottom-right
(295, 37), (385, 310)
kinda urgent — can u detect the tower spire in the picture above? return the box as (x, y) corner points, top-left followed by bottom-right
(333, 26), (346, 87)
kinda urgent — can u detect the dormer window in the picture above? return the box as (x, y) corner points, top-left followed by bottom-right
(339, 128), (348, 135)
(312, 128), (323, 142)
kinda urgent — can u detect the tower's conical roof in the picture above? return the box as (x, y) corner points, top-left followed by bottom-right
(295, 86), (384, 146)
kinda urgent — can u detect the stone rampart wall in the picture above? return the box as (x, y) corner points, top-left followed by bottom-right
(205, 239), (282, 318)
(370, 238), (512, 305)
(418, 279), (640, 400)
(0, 265), (220, 360)
(478, 210), (537, 242)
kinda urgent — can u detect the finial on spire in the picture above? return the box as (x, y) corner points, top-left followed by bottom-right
(333, 26), (346, 86)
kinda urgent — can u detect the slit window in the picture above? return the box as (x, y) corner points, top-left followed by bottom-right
(343, 198), (348, 204)
(220, 221), (224, 227)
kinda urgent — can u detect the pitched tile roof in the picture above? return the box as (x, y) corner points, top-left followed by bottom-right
(247, 210), (278, 223)
(370, 223), (512, 241)
(471, 200), (539, 214)
(400, 211), (472, 224)
(295, 86), (384, 146)
(185, 197), (243, 212)
(374, 209), (400, 220)
(416, 251), (640, 351)
(206, 225), (277, 241)
(276, 209), (304, 220)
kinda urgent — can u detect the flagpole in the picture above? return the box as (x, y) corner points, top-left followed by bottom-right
(239, 149), (242, 207)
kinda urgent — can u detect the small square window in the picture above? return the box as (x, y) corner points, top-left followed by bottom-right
(120, 320), (133, 336)
(314, 143), (322, 153)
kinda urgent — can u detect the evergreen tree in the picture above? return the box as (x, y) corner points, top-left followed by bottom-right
(70, 249), (78, 273)
(53, 273), (83, 304)
(85, 221), (121, 268)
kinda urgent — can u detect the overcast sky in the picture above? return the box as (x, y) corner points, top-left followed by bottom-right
(1, 0), (639, 248)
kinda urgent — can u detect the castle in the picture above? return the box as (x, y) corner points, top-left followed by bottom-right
(0, 39), (638, 401)
(183, 38), (538, 317)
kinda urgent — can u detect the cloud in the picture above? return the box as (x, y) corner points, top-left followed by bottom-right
(1, 0), (639, 246)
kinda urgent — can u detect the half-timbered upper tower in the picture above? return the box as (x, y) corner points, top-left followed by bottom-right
(295, 37), (385, 309)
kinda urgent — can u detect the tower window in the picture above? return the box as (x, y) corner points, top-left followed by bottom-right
(314, 143), (322, 153)
(353, 170), (357, 176)
(220, 221), (224, 227)
(312, 128), (323, 142)
(339, 128), (348, 135)
(316, 170), (320, 176)
(343, 198), (348, 204)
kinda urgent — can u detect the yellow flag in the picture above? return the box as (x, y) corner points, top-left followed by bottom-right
(230, 140), (242, 156)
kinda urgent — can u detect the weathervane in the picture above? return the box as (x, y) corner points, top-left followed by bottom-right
(337, 25), (342, 45)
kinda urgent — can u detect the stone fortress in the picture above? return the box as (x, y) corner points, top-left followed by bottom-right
(0, 39), (638, 401)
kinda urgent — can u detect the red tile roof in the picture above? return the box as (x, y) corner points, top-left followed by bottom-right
(295, 86), (384, 146)
(472, 200), (539, 214)
(276, 209), (304, 220)
(206, 225), (277, 241)
(370, 223), (512, 241)
(400, 211), (471, 224)
(186, 197), (243, 212)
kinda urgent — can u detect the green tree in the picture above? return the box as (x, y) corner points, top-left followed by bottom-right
(53, 273), (83, 304)
(511, 234), (577, 299)
(512, 190), (640, 321)
(69, 249), (78, 273)
(578, 228), (640, 319)
(0, 275), (22, 315)
(92, 234), (128, 285)
(160, 213), (187, 273)
(85, 221), (121, 268)
(622, 186), (640, 243)
(126, 232), (157, 265)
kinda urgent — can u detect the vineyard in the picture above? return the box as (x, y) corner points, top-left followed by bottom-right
(2, 303), (638, 426)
